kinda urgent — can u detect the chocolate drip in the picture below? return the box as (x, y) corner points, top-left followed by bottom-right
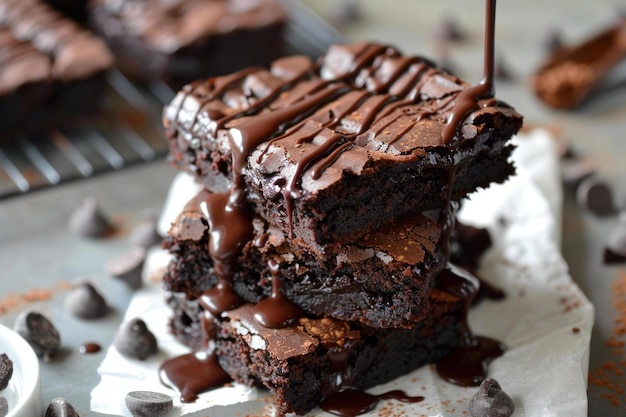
(441, 0), (496, 143)
(434, 268), (505, 386)
(79, 342), (101, 354)
(197, 192), (249, 316)
(159, 352), (231, 403)
(321, 388), (424, 417)
(252, 260), (303, 328)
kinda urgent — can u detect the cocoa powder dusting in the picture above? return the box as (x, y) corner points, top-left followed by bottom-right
(588, 270), (626, 409)
(0, 282), (70, 315)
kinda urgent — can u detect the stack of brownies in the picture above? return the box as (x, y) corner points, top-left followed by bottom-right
(161, 42), (523, 415)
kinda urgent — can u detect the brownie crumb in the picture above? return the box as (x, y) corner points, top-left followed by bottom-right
(0, 354), (12, 391)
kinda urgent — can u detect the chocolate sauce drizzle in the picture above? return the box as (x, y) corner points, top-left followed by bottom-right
(434, 267), (505, 386)
(159, 352), (231, 403)
(321, 388), (424, 417)
(252, 259), (303, 328)
(441, 0), (497, 143)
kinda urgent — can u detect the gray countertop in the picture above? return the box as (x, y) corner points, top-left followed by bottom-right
(2, 1), (626, 416)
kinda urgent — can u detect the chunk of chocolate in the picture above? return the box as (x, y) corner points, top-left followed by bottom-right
(64, 281), (108, 319)
(0, 354), (12, 391)
(433, 15), (467, 42)
(576, 177), (616, 216)
(561, 158), (595, 188)
(541, 28), (565, 54)
(68, 198), (113, 238)
(0, 396), (7, 417)
(468, 378), (515, 417)
(129, 219), (162, 248)
(494, 55), (514, 81)
(125, 391), (173, 417)
(106, 247), (147, 289)
(113, 318), (157, 360)
(45, 398), (79, 417)
(603, 216), (626, 264)
(14, 311), (61, 360)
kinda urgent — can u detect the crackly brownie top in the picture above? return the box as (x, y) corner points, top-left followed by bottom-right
(163, 42), (522, 195)
(93, 0), (287, 53)
(0, 0), (113, 93)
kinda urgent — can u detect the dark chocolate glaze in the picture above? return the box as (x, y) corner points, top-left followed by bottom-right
(159, 352), (231, 403)
(434, 268), (505, 386)
(321, 388), (424, 417)
(252, 259), (303, 328)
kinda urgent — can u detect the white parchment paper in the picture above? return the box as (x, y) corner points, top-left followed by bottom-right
(91, 129), (593, 417)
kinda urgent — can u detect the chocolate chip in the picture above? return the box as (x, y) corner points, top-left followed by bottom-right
(604, 217), (626, 264)
(561, 158), (595, 189)
(0, 354), (13, 391)
(0, 396), (7, 417)
(468, 378), (514, 417)
(542, 28), (565, 54)
(129, 219), (162, 248)
(45, 398), (79, 417)
(64, 281), (108, 319)
(494, 56), (514, 81)
(576, 177), (616, 216)
(433, 15), (466, 42)
(68, 197), (113, 238)
(14, 311), (61, 361)
(106, 247), (147, 289)
(114, 318), (157, 360)
(125, 391), (173, 417)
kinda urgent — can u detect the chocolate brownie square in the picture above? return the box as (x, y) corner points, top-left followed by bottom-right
(0, 0), (113, 139)
(88, 0), (287, 88)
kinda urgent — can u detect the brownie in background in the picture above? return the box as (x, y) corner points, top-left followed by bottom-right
(88, 0), (287, 88)
(0, 0), (113, 139)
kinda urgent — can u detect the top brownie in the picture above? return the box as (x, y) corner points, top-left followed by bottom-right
(164, 42), (523, 255)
